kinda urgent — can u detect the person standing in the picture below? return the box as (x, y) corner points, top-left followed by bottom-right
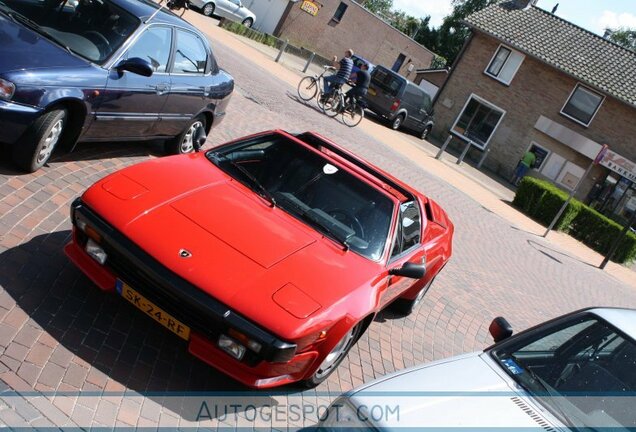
(323, 49), (354, 97)
(511, 150), (536, 186)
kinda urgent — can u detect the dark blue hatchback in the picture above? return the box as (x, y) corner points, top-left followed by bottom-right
(0, 0), (234, 172)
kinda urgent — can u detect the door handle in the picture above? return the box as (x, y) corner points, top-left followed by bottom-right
(155, 84), (170, 95)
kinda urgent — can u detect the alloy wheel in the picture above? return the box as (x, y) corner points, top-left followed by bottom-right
(36, 119), (64, 164)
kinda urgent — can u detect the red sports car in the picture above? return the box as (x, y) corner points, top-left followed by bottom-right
(64, 130), (454, 388)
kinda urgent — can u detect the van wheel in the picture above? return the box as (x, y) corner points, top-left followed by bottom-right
(13, 108), (67, 173)
(421, 125), (432, 140)
(391, 114), (404, 130)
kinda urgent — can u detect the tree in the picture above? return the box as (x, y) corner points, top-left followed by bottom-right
(360, 0), (393, 17)
(607, 28), (636, 51)
(437, 0), (497, 63)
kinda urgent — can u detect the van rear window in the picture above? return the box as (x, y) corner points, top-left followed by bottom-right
(371, 69), (403, 97)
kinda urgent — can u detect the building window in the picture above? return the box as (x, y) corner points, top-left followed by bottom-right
(451, 95), (505, 149)
(560, 84), (604, 127)
(484, 45), (524, 85)
(332, 2), (348, 22)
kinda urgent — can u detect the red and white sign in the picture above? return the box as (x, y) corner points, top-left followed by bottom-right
(599, 149), (636, 182)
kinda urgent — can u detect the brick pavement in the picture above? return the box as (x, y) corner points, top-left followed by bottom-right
(0, 10), (635, 429)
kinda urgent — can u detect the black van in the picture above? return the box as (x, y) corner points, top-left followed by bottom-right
(364, 65), (435, 139)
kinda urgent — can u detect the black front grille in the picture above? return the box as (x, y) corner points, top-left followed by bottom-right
(71, 198), (297, 364)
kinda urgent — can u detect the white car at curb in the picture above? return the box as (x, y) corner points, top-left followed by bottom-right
(189, 0), (256, 27)
(318, 308), (636, 430)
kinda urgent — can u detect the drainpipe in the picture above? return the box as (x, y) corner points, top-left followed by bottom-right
(432, 31), (474, 106)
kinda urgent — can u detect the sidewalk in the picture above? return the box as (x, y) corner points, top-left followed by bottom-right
(194, 13), (636, 290)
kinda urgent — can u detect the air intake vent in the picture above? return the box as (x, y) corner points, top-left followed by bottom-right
(510, 397), (557, 432)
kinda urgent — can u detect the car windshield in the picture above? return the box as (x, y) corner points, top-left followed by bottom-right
(492, 314), (636, 429)
(207, 134), (394, 261)
(0, 0), (139, 63)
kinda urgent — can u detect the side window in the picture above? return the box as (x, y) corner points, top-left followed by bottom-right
(173, 30), (208, 74)
(390, 201), (422, 258)
(123, 27), (172, 73)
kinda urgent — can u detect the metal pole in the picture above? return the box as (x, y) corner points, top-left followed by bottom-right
(477, 148), (490, 169)
(600, 207), (636, 269)
(543, 159), (595, 237)
(303, 52), (315, 73)
(436, 135), (453, 160)
(456, 141), (471, 165)
(275, 39), (288, 63)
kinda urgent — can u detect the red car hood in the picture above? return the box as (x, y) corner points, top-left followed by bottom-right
(82, 155), (381, 338)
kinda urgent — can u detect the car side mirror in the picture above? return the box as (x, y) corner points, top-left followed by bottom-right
(489, 317), (513, 343)
(193, 125), (207, 152)
(389, 262), (426, 279)
(116, 57), (153, 77)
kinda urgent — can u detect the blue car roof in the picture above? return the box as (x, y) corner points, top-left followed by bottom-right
(110, 0), (197, 28)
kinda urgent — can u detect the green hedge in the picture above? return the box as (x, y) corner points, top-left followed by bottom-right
(513, 177), (636, 264)
(220, 20), (278, 47)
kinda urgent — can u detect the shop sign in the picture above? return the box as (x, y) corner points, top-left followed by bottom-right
(598, 150), (636, 182)
(300, 0), (319, 16)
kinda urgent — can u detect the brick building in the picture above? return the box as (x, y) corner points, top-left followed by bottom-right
(273, 0), (436, 76)
(432, 0), (636, 221)
(414, 68), (449, 98)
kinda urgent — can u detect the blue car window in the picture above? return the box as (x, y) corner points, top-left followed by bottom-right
(173, 30), (207, 74)
(123, 27), (172, 73)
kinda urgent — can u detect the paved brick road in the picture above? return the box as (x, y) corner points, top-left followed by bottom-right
(0, 14), (635, 429)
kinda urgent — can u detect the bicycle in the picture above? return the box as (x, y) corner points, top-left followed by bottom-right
(319, 86), (365, 127)
(297, 66), (336, 103)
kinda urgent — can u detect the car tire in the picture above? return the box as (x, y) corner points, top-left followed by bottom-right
(12, 108), (67, 173)
(420, 125), (432, 140)
(202, 2), (215, 16)
(301, 323), (362, 388)
(165, 115), (206, 155)
(391, 276), (436, 316)
(391, 114), (405, 130)
(242, 18), (253, 28)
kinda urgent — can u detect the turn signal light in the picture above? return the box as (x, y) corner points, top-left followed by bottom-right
(390, 99), (401, 111)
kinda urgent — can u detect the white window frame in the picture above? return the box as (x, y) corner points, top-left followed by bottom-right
(450, 93), (507, 150)
(560, 83), (605, 128)
(484, 44), (525, 86)
(527, 142), (551, 171)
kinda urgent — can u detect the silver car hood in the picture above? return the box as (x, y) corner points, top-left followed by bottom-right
(347, 352), (565, 429)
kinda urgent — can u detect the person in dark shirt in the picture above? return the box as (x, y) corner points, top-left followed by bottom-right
(346, 62), (370, 104)
(322, 49), (354, 97)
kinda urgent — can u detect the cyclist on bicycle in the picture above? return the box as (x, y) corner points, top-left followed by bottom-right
(322, 49), (354, 99)
(346, 62), (370, 105)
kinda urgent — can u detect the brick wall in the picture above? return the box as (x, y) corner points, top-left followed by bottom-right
(433, 32), (636, 197)
(275, 0), (435, 76)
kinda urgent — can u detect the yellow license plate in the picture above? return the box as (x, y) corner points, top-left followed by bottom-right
(117, 281), (191, 340)
(368, 88), (376, 96)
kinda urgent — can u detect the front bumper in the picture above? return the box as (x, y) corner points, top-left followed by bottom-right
(0, 99), (43, 145)
(64, 199), (315, 388)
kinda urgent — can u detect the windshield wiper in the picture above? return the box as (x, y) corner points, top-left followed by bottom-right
(301, 210), (350, 251)
(227, 160), (276, 208)
(508, 355), (580, 431)
(275, 193), (350, 251)
(8, 13), (75, 55)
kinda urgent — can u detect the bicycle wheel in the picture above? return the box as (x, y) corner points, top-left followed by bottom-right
(318, 93), (341, 117)
(342, 102), (364, 127)
(297, 76), (318, 101)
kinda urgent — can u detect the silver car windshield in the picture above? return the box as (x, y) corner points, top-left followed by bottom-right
(492, 314), (636, 429)
(0, 0), (139, 63)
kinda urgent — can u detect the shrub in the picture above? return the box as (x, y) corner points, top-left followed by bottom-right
(512, 177), (636, 264)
